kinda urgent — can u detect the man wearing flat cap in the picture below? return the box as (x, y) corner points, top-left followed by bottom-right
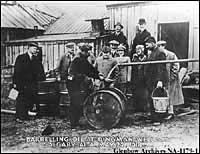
(94, 46), (119, 88)
(109, 40), (120, 58)
(68, 43), (104, 128)
(130, 18), (151, 60)
(115, 45), (132, 93)
(157, 40), (184, 120)
(144, 36), (168, 119)
(13, 42), (45, 122)
(109, 22), (128, 54)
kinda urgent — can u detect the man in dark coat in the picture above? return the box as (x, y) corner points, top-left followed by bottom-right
(109, 22), (129, 54)
(130, 18), (151, 59)
(68, 43), (104, 128)
(13, 42), (45, 122)
(144, 37), (168, 117)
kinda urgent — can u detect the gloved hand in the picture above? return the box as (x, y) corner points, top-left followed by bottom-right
(98, 73), (104, 81)
(157, 81), (163, 88)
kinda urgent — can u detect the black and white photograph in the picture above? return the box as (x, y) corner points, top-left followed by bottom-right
(1, 1), (199, 153)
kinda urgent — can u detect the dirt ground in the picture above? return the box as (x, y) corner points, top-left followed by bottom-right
(1, 106), (199, 153)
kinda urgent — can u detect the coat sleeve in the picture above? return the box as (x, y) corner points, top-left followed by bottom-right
(112, 60), (119, 81)
(156, 52), (169, 86)
(13, 55), (24, 91)
(55, 54), (63, 76)
(170, 54), (180, 81)
(127, 57), (132, 82)
(85, 61), (100, 79)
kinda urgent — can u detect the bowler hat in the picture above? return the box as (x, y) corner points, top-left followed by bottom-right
(138, 18), (146, 25)
(28, 42), (39, 47)
(109, 40), (120, 45)
(114, 22), (123, 29)
(102, 46), (111, 53)
(157, 40), (167, 46)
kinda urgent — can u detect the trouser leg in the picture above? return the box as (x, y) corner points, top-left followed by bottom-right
(147, 87), (154, 115)
(168, 104), (174, 114)
(16, 94), (29, 120)
(69, 91), (82, 127)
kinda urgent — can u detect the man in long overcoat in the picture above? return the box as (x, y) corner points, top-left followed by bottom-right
(144, 37), (168, 116)
(13, 42), (45, 122)
(130, 18), (151, 59)
(157, 41), (184, 119)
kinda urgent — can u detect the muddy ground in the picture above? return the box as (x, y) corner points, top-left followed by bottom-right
(1, 106), (199, 153)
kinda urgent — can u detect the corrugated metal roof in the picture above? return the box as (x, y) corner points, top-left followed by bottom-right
(45, 6), (109, 34)
(20, 2), (64, 18)
(20, 5), (58, 27)
(1, 4), (44, 30)
(6, 33), (98, 43)
(106, 1), (148, 8)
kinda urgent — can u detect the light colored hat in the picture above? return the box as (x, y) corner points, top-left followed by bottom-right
(136, 45), (144, 50)
(157, 40), (167, 46)
(109, 40), (120, 45)
(117, 44), (126, 51)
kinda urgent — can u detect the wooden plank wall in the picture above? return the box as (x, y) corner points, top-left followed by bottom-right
(107, 1), (199, 71)
(4, 41), (99, 72)
(5, 42), (68, 72)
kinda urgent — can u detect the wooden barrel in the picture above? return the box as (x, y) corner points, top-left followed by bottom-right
(37, 78), (57, 94)
(83, 88), (126, 129)
(37, 78), (60, 116)
(37, 78), (59, 103)
(58, 80), (68, 92)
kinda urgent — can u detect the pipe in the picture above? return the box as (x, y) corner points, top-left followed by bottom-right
(106, 59), (199, 80)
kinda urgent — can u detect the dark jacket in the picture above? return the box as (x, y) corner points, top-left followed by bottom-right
(56, 53), (71, 80)
(109, 32), (128, 52)
(131, 29), (151, 59)
(68, 56), (100, 91)
(144, 47), (168, 91)
(13, 53), (45, 95)
(132, 54), (147, 88)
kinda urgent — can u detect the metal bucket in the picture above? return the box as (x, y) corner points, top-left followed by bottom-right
(151, 87), (169, 113)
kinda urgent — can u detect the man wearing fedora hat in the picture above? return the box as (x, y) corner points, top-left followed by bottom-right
(13, 42), (45, 122)
(131, 18), (151, 59)
(109, 22), (128, 53)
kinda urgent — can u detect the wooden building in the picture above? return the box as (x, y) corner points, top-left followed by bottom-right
(1, 1), (60, 67)
(4, 5), (109, 72)
(106, 1), (199, 71)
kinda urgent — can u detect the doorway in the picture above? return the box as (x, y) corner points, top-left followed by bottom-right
(158, 22), (189, 67)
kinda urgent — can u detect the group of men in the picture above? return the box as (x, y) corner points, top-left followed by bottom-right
(13, 18), (184, 126)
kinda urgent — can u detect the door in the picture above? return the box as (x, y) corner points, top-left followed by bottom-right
(158, 22), (189, 67)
